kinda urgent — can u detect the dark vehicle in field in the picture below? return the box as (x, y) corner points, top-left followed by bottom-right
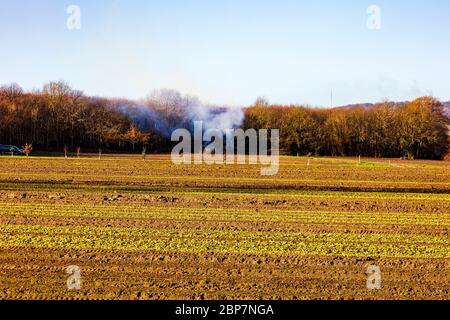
(0, 145), (25, 155)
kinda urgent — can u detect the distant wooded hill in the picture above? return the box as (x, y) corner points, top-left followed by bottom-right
(336, 101), (450, 119)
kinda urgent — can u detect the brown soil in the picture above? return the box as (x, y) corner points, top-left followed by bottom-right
(0, 156), (449, 300)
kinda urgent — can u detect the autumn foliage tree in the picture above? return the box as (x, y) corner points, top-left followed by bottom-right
(124, 125), (151, 151)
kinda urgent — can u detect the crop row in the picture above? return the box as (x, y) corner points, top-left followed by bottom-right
(2, 155), (448, 168)
(1, 203), (449, 226)
(1, 171), (449, 186)
(1, 225), (448, 258)
(1, 182), (450, 201)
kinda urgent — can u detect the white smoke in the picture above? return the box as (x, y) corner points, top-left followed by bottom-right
(115, 89), (245, 138)
(189, 104), (245, 132)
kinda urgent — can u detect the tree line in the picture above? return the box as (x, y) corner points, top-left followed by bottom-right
(0, 81), (448, 159)
(0, 81), (149, 153)
(245, 97), (449, 159)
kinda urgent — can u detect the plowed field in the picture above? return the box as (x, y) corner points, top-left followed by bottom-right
(0, 156), (449, 299)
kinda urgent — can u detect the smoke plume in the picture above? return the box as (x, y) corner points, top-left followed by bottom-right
(115, 89), (244, 138)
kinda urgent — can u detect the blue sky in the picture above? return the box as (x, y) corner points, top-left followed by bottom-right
(0, 0), (449, 106)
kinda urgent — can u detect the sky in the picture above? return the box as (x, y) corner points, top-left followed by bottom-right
(0, 0), (449, 107)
